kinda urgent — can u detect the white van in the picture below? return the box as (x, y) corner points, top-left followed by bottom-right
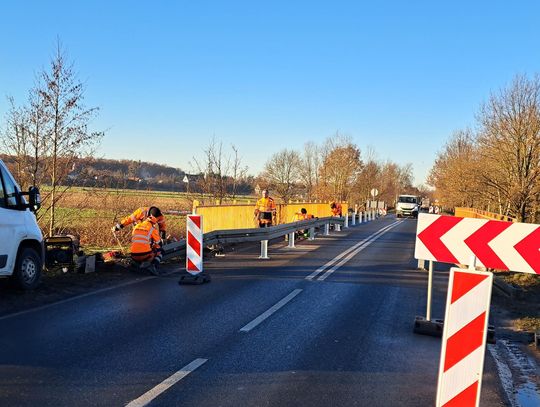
(0, 159), (43, 289)
(395, 194), (419, 218)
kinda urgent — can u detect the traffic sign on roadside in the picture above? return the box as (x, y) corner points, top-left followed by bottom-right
(415, 213), (540, 274)
(370, 188), (379, 197)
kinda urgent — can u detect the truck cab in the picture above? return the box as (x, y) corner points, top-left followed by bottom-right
(396, 194), (419, 218)
(0, 159), (43, 289)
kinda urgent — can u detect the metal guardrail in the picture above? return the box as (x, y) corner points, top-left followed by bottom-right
(162, 215), (353, 261)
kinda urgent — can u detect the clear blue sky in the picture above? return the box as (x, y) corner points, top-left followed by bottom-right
(1, 1), (539, 184)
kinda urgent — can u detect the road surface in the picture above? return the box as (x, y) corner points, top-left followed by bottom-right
(0, 216), (507, 406)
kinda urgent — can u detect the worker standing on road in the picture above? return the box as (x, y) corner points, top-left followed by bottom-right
(254, 189), (276, 227)
(330, 202), (342, 217)
(129, 214), (163, 275)
(112, 206), (167, 241)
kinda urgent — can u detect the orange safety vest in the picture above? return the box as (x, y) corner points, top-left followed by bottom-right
(130, 219), (161, 254)
(255, 197), (276, 224)
(121, 207), (167, 232)
(294, 212), (313, 221)
(331, 203), (342, 216)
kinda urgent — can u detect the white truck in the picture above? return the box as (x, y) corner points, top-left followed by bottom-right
(395, 194), (420, 218)
(0, 159), (43, 289)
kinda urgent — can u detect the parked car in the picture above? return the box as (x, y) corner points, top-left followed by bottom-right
(0, 159), (43, 289)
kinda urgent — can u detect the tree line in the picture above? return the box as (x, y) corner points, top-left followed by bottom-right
(255, 134), (419, 207)
(428, 75), (540, 222)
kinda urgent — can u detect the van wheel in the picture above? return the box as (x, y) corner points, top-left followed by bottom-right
(13, 247), (42, 290)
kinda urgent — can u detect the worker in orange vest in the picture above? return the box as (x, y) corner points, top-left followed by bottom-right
(294, 208), (314, 221)
(294, 208), (314, 237)
(112, 206), (167, 241)
(330, 202), (342, 217)
(254, 189), (276, 227)
(130, 214), (163, 275)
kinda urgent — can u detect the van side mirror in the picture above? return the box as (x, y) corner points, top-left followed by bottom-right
(28, 186), (41, 212)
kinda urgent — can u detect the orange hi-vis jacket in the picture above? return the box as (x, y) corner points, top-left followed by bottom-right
(331, 202), (342, 216)
(121, 207), (166, 233)
(294, 212), (314, 221)
(131, 219), (161, 255)
(255, 197), (276, 224)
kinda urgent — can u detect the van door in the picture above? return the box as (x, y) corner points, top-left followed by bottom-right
(0, 165), (27, 276)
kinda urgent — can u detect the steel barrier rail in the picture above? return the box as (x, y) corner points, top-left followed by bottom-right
(162, 216), (347, 261)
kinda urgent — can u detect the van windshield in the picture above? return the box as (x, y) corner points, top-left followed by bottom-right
(398, 196), (417, 204)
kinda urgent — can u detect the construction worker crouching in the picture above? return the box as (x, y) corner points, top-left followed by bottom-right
(254, 189), (276, 228)
(330, 202), (342, 217)
(129, 214), (164, 275)
(294, 208), (314, 237)
(112, 206), (167, 241)
(112, 206), (166, 275)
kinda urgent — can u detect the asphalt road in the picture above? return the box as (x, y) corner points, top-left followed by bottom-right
(0, 215), (507, 406)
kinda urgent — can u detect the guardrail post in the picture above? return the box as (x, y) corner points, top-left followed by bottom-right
(324, 223), (330, 236)
(352, 210), (356, 226)
(259, 240), (270, 259)
(308, 227), (315, 240)
(335, 220), (341, 232)
(288, 232), (295, 248)
(344, 214), (349, 228)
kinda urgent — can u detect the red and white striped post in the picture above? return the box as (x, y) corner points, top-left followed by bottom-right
(436, 266), (493, 407)
(186, 214), (203, 274)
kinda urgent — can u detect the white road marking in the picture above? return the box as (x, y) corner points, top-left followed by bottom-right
(305, 220), (402, 281)
(317, 221), (401, 281)
(0, 277), (155, 322)
(126, 358), (208, 407)
(239, 289), (303, 332)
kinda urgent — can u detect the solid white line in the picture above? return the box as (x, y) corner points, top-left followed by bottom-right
(305, 220), (400, 280)
(239, 289), (303, 332)
(317, 221), (402, 281)
(0, 276), (155, 322)
(126, 358), (208, 407)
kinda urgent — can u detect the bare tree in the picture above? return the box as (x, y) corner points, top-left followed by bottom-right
(1, 97), (28, 183)
(317, 135), (363, 202)
(191, 137), (248, 203)
(260, 149), (301, 202)
(298, 141), (321, 201)
(39, 40), (102, 235)
(477, 75), (540, 221)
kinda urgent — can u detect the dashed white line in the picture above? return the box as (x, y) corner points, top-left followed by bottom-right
(240, 289), (303, 332)
(126, 358), (208, 407)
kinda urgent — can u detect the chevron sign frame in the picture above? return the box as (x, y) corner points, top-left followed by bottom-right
(415, 213), (540, 275)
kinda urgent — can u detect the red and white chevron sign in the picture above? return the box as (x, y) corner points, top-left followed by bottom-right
(415, 213), (540, 274)
(186, 214), (203, 275)
(436, 268), (493, 407)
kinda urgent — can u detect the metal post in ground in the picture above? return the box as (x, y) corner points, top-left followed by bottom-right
(309, 227), (315, 240)
(259, 240), (269, 259)
(288, 232), (295, 248)
(344, 213), (349, 228)
(324, 223), (330, 236)
(352, 210), (356, 226)
(336, 221), (341, 232)
(426, 260), (433, 321)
